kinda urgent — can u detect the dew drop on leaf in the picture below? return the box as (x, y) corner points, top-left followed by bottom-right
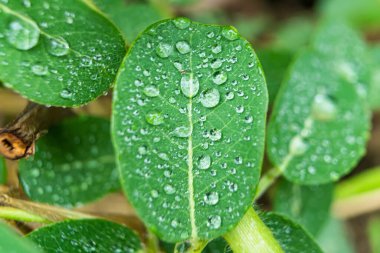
(311, 93), (337, 121)
(211, 44), (222, 54)
(164, 184), (176, 195)
(6, 19), (40, 50)
(207, 215), (222, 229)
(221, 27), (238, 41)
(204, 192), (219, 205)
(156, 42), (173, 58)
(31, 64), (48, 76)
(145, 112), (164, 125)
(176, 41), (191, 54)
(212, 71), (228, 85)
(210, 58), (222, 69)
(198, 155), (211, 170)
(289, 136), (308, 156)
(60, 89), (73, 99)
(173, 126), (192, 138)
(143, 85), (160, 97)
(209, 129), (222, 141)
(172, 17), (191, 29)
(47, 37), (70, 57)
(180, 74), (199, 98)
(200, 88), (220, 108)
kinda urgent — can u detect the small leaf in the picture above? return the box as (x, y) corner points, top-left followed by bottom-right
(262, 212), (323, 253)
(113, 18), (268, 242)
(0, 157), (7, 184)
(317, 217), (355, 253)
(0, 0), (126, 106)
(93, 0), (167, 43)
(0, 222), (43, 253)
(27, 219), (142, 253)
(273, 179), (333, 235)
(267, 49), (370, 184)
(19, 116), (119, 207)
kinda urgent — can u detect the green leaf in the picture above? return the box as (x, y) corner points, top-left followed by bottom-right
(262, 212), (323, 253)
(368, 217), (380, 253)
(267, 49), (370, 184)
(0, 222), (43, 253)
(112, 18), (268, 242)
(370, 46), (380, 110)
(27, 219), (142, 253)
(93, 0), (166, 43)
(0, 157), (7, 184)
(317, 217), (354, 253)
(273, 179), (333, 235)
(19, 116), (119, 207)
(202, 237), (230, 253)
(256, 49), (293, 106)
(0, 0), (126, 107)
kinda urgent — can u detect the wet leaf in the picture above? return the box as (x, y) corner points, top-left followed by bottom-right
(0, 222), (42, 253)
(112, 18), (268, 242)
(273, 179), (333, 235)
(28, 219), (142, 253)
(19, 116), (119, 207)
(369, 46), (380, 110)
(0, 0), (126, 106)
(262, 212), (323, 253)
(267, 49), (370, 184)
(93, 0), (166, 43)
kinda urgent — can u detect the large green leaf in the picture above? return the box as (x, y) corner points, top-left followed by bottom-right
(112, 18), (268, 242)
(267, 49), (370, 184)
(0, 222), (42, 253)
(273, 179), (333, 235)
(262, 212), (323, 253)
(0, 157), (6, 184)
(19, 116), (119, 207)
(0, 0), (126, 106)
(27, 219), (142, 253)
(317, 217), (354, 253)
(93, 0), (166, 43)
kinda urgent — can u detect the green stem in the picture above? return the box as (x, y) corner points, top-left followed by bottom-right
(224, 207), (284, 253)
(146, 231), (160, 253)
(255, 167), (282, 200)
(0, 206), (49, 223)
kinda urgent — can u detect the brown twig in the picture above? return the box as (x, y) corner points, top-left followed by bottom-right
(0, 102), (73, 160)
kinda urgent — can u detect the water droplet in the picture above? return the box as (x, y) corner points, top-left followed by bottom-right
(156, 43), (173, 58)
(211, 44), (222, 54)
(173, 126), (192, 138)
(209, 129), (222, 141)
(207, 215), (222, 229)
(181, 74), (199, 98)
(151, 190), (159, 198)
(312, 94), (337, 121)
(234, 156), (243, 164)
(145, 112), (164, 125)
(138, 146), (147, 155)
(6, 19), (40, 50)
(212, 71), (227, 85)
(173, 17), (191, 29)
(226, 91), (235, 100)
(210, 59), (222, 69)
(173, 61), (183, 71)
(236, 105), (244, 113)
(47, 37), (69, 56)
(198, 155), (211, 170)
(289, 136), (308, 155)
(143, 85), (160, 97)
(164, 184), (175, 194)
(222, 27), (238, 41)
(31, 64), (48, 76)
(158, 153), (169, 160)
(176, 41), (191, 54)
(200, 88), (220, 108)
(204, 192), (219, 205)
(60, 89), (73, 99)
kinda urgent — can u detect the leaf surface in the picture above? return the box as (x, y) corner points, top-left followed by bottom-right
(273, 179), (333, 235)
(28, 219), (142, 253)
(113, 18), (268, 242)
(0, 0), (126, 106)
(19, 116), (119, 207)
(262, 212), (323, 253)
(0, 157), (6, 184)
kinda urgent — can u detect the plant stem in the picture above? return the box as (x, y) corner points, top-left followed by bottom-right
(224, 207), (284, 253)
(0, 102), (73, 160)
(0, 206), (49, 223)
(255, 166), (282, 200)
(0, 194), (94, 222)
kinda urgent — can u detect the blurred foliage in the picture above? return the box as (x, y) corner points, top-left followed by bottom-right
(368, 217), (380, 253)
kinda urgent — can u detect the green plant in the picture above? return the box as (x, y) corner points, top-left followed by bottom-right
(0, 0), (379, 253)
